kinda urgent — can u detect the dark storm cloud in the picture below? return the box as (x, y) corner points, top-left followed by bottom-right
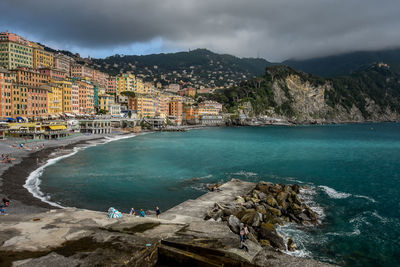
(0, 0), (399, 61)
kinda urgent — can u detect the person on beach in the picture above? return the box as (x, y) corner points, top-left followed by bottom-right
(139, 209), (146, 217)
(129, 208), (136, 215)
(0, 207), (6, 215)
(239, 225), (249, 252)
(156, 206), (161, 219)
(2, 197), (9, 207)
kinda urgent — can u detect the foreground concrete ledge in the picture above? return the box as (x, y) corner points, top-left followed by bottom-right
(0, 180), (334, 266)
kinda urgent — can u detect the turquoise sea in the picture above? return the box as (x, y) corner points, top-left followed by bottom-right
(34, 123), (400, 266)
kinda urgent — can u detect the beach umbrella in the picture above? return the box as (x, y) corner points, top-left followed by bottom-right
(16, 117), (24, 122)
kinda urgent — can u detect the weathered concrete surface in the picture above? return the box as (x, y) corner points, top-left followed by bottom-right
(0, 180), (334, 266)
(163, 179), (256, 223)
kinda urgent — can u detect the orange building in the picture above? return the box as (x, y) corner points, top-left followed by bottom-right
(179, 87), (196, 97)
(184, 105), (199, 121)
(13, 67), (49, 87)
(0, 68), (14, 119)
(169, 98), (183, 125)
(12, 83), (49, 118)
(77, 80), (95, 114)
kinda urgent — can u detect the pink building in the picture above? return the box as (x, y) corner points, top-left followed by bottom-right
(107, 76), (117, 94)
(71, 83), (79, 114)
(92, 69), (109, 88)
(71, 64), (93, 79)
(0, 31), (30, 46)
(39, 68), (67, 81)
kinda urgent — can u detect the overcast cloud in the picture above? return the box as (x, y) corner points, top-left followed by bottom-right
(0, 0), (399, 61)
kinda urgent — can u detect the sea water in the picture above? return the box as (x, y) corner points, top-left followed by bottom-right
(35, 123), (400, 266)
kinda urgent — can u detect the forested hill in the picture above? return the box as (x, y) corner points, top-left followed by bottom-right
(209, 64), (400, 123)
(91, 49), (273, 88)
(283, 48), (400, 77)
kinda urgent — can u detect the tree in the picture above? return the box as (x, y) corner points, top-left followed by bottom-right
(128, 111), (132, 118)
(121, 91), (136, 98)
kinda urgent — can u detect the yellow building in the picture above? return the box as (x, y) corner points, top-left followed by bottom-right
(134, 95), (155, 118)
(116, 73), (136, 94)
(98, 93), (114, 113)
(47, 82), (63, 115)
(54, 80), (72, 113)
(32, 44), (54, 69)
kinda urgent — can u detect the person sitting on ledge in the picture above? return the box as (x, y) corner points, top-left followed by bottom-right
(140, 209), (146, 217)
(129, 208), (136, 215)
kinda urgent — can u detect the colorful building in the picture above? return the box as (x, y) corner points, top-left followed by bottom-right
(54, 80), (72, 113)
(77, 80), (95, 114)
(12, 83), (49, 118)
(134, 95), (156, 118)
(106, 76), (117, 94)
(116, 73), (136, 94)
(179, 87), (196, 97)
(13, 67), (49, 87)
(39, 68), (67, 81)
(0, 40), (33, 69)
(54, 53), (74, 74)
(71, 64), (93, 79)
(71, 82), (79, 114)
(169, 97), (183, 125)
(92, 69), (109, 88)
(0, 68), (14, 119)
(47, 82), (63, 115)
(32, 43), (54, 69)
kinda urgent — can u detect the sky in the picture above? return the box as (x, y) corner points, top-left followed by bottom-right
(0, 0), (399, 62)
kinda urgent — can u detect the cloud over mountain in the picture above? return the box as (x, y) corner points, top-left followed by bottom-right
(1, 0), (399, 61)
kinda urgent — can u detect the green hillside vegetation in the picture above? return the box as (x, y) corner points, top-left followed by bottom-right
(208, 64), (400, 119)
(283, 48), (400, 77)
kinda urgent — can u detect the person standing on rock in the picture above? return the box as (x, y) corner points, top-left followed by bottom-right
(239, 226), (249, 252)
(156, 206), (161, 219)
(243, 224), (249, 240)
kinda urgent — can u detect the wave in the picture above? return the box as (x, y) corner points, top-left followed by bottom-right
(23, 133), (139, 208)
(299, 186), (326, 220)
(319, 186), (351, 199)
(231, 171), (258, 177)
(319, 185), (376, 203)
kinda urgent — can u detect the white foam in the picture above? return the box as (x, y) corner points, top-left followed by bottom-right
(319, 185), (351, 199)
(354, 194), (377, 203)
(276, 224), (313, 258)
(232, 171), (258, 177)
(23, 133), (139, 208)
(299, 186), (325, 220)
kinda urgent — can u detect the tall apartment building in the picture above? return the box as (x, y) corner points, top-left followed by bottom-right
(134, 95), (156, 118)
(54, 53), (74, 74)
(77, 80), (94, 114)
(71, 64), (93, 79)
(106, 76), (116, 94)
(116, 73), (136, 94)
(54, 80), (72, 113)
(39, 68), (67, 81)
(92, 69), (109, 88)
(169, 97), (183, 125)
(71, 83), (79, 114)
(47, 82), (63, 115)
(31, 43), (54, 69)
(0, 68), (14, 119)
(12, 68), (50, 118)
(0, 32), (33, 69)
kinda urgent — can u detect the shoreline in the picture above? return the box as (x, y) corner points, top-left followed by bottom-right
(0, 131), (138, 214)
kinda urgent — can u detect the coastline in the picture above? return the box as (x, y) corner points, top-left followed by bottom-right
(0, 131), (138, 214)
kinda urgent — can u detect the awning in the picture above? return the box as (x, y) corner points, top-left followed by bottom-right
(49, 125), (67, 130)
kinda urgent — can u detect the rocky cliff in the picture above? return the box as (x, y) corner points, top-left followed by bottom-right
(211, 64), (400, 123)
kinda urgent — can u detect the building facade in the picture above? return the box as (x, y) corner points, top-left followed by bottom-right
(0, 68), (14, 119)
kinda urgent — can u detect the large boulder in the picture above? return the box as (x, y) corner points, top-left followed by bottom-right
(240, 210), (258, 225)
(291, 184), (300, 194)
(276, 192), (289, 204)
(256, 182), (274, 194)
(287, 238), (298, 251)
(228, 215), (241, 234)
(268, 207), (282, 217)
(235, 196), (245, 204)
(266, 197), (278, 208)
(259, 223), (285, 250)
(256, 204), (267, 215)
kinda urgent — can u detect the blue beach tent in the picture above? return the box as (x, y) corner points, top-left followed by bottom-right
(16, 117), (25, 122)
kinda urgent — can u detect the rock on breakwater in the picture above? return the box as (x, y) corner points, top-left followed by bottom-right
(205, 181), (320, 251)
